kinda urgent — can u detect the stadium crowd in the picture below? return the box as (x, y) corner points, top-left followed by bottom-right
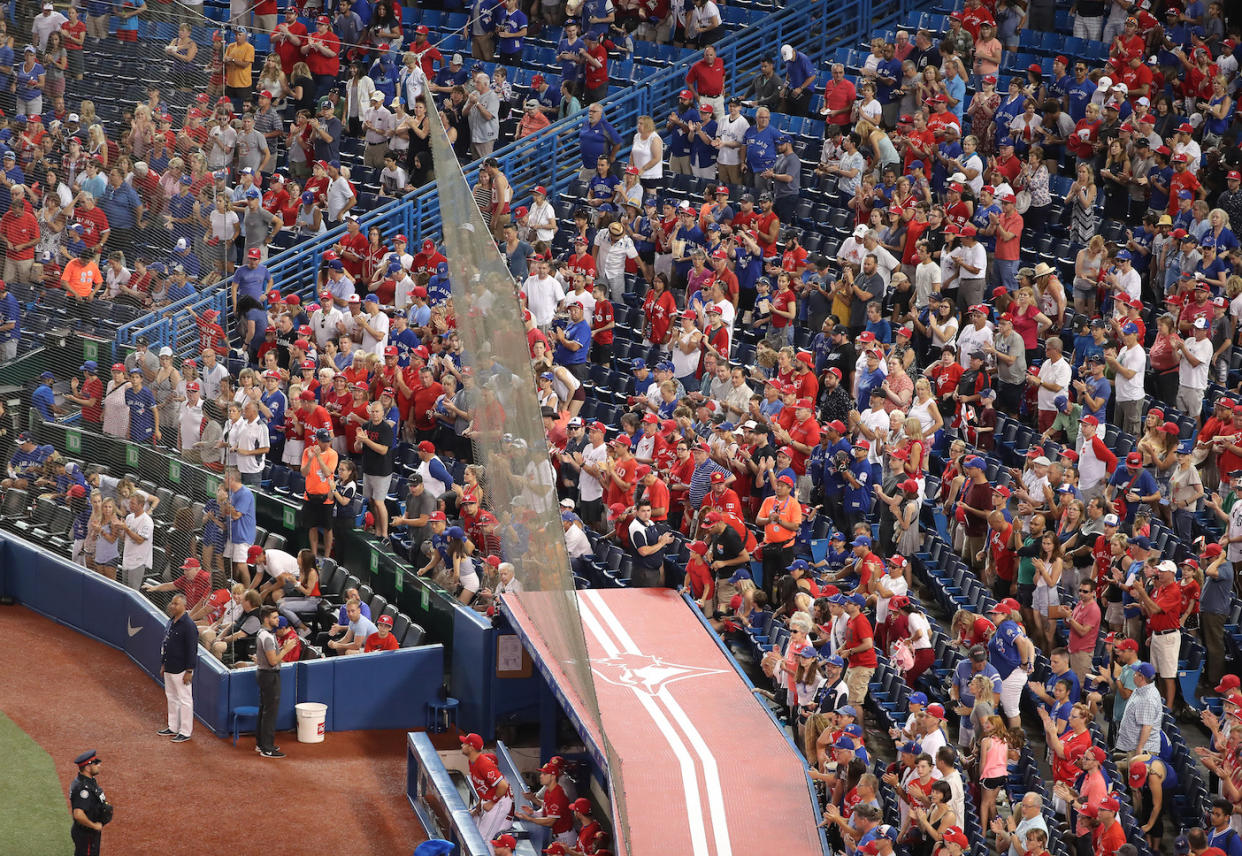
(2, 0), (1242, 852)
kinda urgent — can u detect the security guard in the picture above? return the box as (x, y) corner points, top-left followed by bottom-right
(69, 749), (112, 855)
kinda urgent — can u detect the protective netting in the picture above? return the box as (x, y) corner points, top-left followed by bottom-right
(425, 102), (631, 854)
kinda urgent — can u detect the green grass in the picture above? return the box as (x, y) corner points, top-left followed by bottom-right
(0, 711), (71, 856)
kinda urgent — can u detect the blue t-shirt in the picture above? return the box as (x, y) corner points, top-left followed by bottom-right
(229, 485), (256, 545)
(785, 50), (816, 92)
(32, 384), (56, 420)
(875, 57), (903, 104)
(1082, 375), (1110, 422)
(558, 36), (585, 82)
(10, 443), (54, 476)
(495, 8), (527, 55)
(234, 263), (270, 302)
(261, 389), (287, 443)
(1107, 466), (1158, 522)
(125, 386), (157, 441)
(945, 74), (966, 120)
(1045, 668), (1081, 704)
(116, 0), (144, 33)
(15, 62), (46, 102)
(0, 291), (20, 342)
(743, 124), (779, 173)
(578, 119), (620, 169)
(0, 45), (13, 92)
(554, 319), (591, 365)
(99, 181), (142, 231)
(426, 274), (452, 306)
(1066, 79), (1096, 122)
(987, 618), (1025, 678)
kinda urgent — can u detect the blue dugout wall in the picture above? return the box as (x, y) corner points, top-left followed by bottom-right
(0, 533), (445, 737)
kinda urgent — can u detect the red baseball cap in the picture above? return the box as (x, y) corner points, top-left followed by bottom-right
(458, 732), (483, 750)
(246, 545), (265, 563)
(418, 440), (437, 453)
(569, 798), (592, 814)
(428, 511), (447, 522)
(247, 247), (261, 259)
(491, 834), (517, 849)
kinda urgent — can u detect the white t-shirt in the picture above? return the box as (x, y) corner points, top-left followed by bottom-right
(325, 176), (356, 221)
(956, 322), (993, 367)
(1180, 335), (1212, 390)
(952, 242), (987, 280)
(716, 115), (749, 166)
(121, 512), (154, 570)
(579, 441), (608, 502)
(179, 401), (204, 452)
(263, 548), (299, 582)
(1036, 357), (1071, 410)
(907, 610), (933, 649)
(876, 572), (908, 625)
(1115, 343), (1147, 402)
(527, 200), (558, 243)
(1114, 267), (1141, 302)
(360, 310), (389, 354)
(914, 260), (941, 309)
(523, 274), (566, 326)
(860, 406), (890, 465)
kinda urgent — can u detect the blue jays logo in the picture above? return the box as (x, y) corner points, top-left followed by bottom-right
(590, 654), (725, 697)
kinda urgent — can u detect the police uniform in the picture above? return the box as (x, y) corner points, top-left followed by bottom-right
(69, 750), (111, 856)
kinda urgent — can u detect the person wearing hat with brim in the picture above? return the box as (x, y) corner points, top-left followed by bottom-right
(69, 748), (112, 854)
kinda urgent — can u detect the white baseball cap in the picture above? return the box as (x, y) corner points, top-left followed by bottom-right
(780, 44), (795, 61)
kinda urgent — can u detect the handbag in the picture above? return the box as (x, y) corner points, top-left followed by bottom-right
(1015, 189), (1032, 214)
(891, 638), (915, 672)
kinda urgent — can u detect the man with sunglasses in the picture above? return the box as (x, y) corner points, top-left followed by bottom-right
(1065, 578), (1102, 681)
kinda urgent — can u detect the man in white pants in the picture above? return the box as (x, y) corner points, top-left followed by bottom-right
(157, 593), (198, 742)
(460, 732), (514, 847)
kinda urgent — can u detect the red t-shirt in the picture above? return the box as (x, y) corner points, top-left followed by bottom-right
(643, 288), (677, 344)
(1148, 581), (1182, 632)
(410, 381), (443, 432)
(1168, 170), (1200, 214)
(61, 19), (86, 51)
(299, 404), (333, 445)
(75, 206), (110, 249)
(845, 612), (878, 668)
(1094, 819), (1126, 856)
(79, 376), (104, 424)
(542, 784), (573, 835)
(584, 44), (609, 90)
(364, 630), (400, 652)
(605, 457), (638, 508)
(174, 571), (211, 608)
(592, 299), (614, 345)
(771, 288), (796, 329)
(468, 754), (504, 801)
(1052, 727), (1091, 784)
(756, 211), (781, 256)
(305, 31), (341, 77)
(686, 57), (726, 97)
(787, 417), (821, 476)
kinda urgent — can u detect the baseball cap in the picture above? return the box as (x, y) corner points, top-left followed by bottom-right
(1135, 662), (1156, 680)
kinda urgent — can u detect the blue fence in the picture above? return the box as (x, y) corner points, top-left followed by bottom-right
(115, 0), (911, 358)
(0, 533), (445, 738)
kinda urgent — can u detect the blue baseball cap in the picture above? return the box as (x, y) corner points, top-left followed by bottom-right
(436, 261), (449, 275)
(728, 568), (752, 584)
(824, 654), (845, 667)
(1178, 189), (1193, 199)
(363, 294), (379, 303)
(829, 531), (846, 540)
(833, 736), (856, 750)
(827, 593), (845, 605)
(909, 691), (928, 705)
(1121, 322), (1140, 335)
(1135, 662), (1156, 680)
(560, 510), (577, 523)
(301, 191), (315, 204)
(876, 824), (900, 843)
(851, 535), (871, 547)
(997, 137), (1015, 148)
(387, 260), (403, 274)
(1116, 249), (1132, 261)
(40, 371), (54, 380)
(1055, 395), (1069, 412)
(446, 525), (467, 540)
(277, 615), (290, 628)
(962, 456), (985, 470)
(245, 188), (261, 199)
(846, 593), (866, 606)
(657, 360), (675, 372)
(717, 421), (734, 432)
(79, 361), (97, 373)
(838, 704), (858, 717)
(789, 559), (809, 572)
(1130, 535), (1152, 549)
(328, 259), (344, 271)
(1177, 439), (1195, 454)
(631, 357), (646, 369)
(843, 723), (864, 738)
(775, 134), (790, 145)
(899, 741), (923, 754)
(179, 175), (193, 185)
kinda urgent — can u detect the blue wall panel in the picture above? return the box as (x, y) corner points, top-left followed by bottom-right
(329, 646), (445, 732)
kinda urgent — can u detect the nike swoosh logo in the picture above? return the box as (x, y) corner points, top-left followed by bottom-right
(127, 619), (141, 638)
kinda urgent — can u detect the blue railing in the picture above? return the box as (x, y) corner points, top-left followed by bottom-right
(117, 0), (911, 359)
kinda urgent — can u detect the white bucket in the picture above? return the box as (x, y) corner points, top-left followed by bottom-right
(295, 702), (328, 743)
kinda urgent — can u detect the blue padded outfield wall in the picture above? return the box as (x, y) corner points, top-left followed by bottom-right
(0, 534), (445, 737)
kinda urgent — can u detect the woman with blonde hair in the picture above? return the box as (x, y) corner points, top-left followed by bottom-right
(1073, 234), (1107, 316)
(976, 714), (1021, 833)
(1068, 161), (1098, 245)
(87, 123), (109, 168)
(630, 115), (664, 190)
(257, 53), (289, 105)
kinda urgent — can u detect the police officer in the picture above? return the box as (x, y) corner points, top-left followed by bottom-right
(69, 749), (112, 855)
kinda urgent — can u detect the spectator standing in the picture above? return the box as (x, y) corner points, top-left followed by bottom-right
(1114, 662), (1162, 757)
(155, 592), (197, 743)
(117, 494), (153, 589)
(779, 44), (816, 117)
(222, 466), (257, 585)
(223, 28), (254, 111)
(466, 73), (500, 159)
(839, 592), (877, 708)
(357, 402), (395, 539)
